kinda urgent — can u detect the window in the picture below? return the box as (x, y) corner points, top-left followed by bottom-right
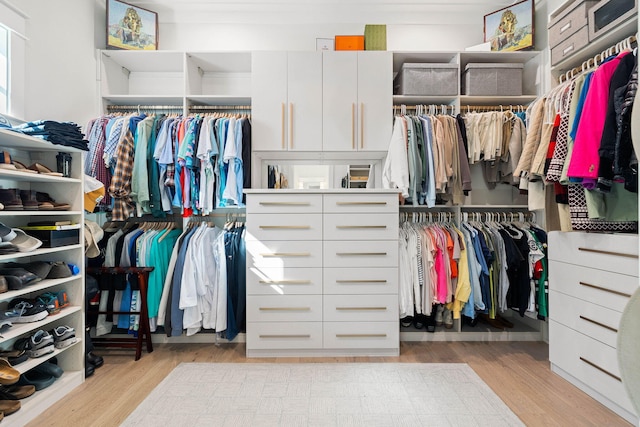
(0, 25), (7, 114)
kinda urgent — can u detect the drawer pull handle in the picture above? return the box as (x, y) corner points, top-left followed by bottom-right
(563, 44), (574, 56)
(259, 307), (311, 311)
(579, 357), (622, 382)
(578, 247), (638, 259)
(261, 252), (311, 257)
(336, 279), (387, 284)
(281, 102), (285, 149)
(336, 201), (387, 206)
(259, 225), (311, 229)
(336, 334), (387, 338)
(560, 21), (571, 33)
(260, 334), (311, 339)
(336, 225), (387, 229)
(336, 307), (387, 311)
(579, 315), (618, 333)
(259, 202), (311, 206)
(337, 252), (387, 256)
(579, 282), (632, 298)
(259, 280), (312, 285)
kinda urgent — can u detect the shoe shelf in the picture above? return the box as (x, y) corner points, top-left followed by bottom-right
(0, 276), (81, 304)
(15, 337), (82, 375)
(0, 306), (81, 342)
(0, 168), (82, 184)
(9, 370), (83, 427)
(0, 244), (83, 262)
(0, 210), (83, 217)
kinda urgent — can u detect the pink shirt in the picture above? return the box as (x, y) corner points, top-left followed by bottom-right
(567, 51), (630, 179)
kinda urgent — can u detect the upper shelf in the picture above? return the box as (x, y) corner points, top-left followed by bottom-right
(0, 129), (86, 153)
(550, 17), (638, 75)
(0, 168), (82, 183)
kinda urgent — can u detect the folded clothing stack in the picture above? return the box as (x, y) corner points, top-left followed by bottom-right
(4, 120), (88, 151)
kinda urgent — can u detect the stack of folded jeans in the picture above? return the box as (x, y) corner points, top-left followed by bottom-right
(7, 121), (88, 151)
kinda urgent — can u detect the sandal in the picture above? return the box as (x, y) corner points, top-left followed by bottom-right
(27, 163), (63, 176)
(35, 192), (70, 211)
(13, 161), (37, 174)
(0, 359), (19, 386)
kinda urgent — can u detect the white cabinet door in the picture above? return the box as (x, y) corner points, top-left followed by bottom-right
(252, 51), (288, 151)
(322, 51), (358, 151)
(358, 51), (392, 151)
(288, 52), (323, 151)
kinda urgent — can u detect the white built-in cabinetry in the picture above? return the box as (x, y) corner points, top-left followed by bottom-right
(548, 231), (639, 425)
(244, 189), (399, 357)
(0, 130), (85, 426)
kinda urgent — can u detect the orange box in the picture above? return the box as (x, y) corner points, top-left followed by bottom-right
(335, 35), (365, 51)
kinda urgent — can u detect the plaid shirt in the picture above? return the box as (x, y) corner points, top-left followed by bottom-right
(108, 129), (135, 221)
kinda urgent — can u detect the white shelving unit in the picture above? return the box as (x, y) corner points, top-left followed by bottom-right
(0, 129), (85, 426)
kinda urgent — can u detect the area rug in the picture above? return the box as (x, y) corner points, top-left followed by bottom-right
(121, 363), (523, 427)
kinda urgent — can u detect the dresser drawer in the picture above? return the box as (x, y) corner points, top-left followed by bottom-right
(246, 194), (322, 214)
(324, 241), (398, 268)
(247, 267), (322, 295)
(550, 290), (621, 348)
(247, 240), (322, 268)
(323, 322), (399, 349)
(246, 213), (322, 241)
(549, 260), (635, 312)
(548, 231), (638, 276)
(324, 267), (398, 295)
(246, 321), (323, 349)
(551, 26), (589, 66)
(323, 213), (398, 241)
(549, 321), (634, 414)
(323, 294), (398, 322)
(323, 194), (397, 214)
(247, 295), (322, 322)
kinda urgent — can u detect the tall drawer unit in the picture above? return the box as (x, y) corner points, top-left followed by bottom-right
(245, 189), (399, 357)
(548, 231), (639, 425)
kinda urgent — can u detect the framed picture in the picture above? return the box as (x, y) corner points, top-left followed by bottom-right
(316, 38), (335, 51)
(107, 0), (158, 50)
(484, 0), (534, 52)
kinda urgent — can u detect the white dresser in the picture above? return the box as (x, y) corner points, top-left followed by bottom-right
(548, 231), (639, 425)
(245, 189), (399, 357)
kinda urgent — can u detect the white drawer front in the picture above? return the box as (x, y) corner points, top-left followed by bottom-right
(549, 290), (621, 348)
(247, 240), (322, 268)
(549, 260), (636, 312)
(548, 231), (638, 276)
(247, 322), (323, 349)
(323, 294), (398, 322)
(247, 295), (322, 322)
(549, 321), (634, 413)
(247, 213), (322, 241)
(323, 213), (398, 241)
(324, 241), (398, 268)
(323, 194), (397, 214)
(246, 194), (323, 214)
(247, 267), (322, 295)
(324, 267), (398, 295)
(323, 322), (399, 349)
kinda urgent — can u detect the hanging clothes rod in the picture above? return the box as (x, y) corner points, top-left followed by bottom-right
(558, 34), (637, 83)
(393, 105), (456, 110)
(190, 212), (247, 218)
(189, 105), (251, 111)
(462, 105), (529, 112)
(106, 104), (184, 112)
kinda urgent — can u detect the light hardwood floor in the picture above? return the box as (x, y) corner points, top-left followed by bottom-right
(26, 341), (629, 427)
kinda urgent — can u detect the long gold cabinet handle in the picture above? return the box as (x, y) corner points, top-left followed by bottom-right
(259, 307), (311, 311)
(580, 357), (622, 382)
(579, 282), (632, 298)
(336, 334), (387, 338)
(289, 103), (293, 149)
(336, 252), (387, 256)
(260, 253), (311, 257)
(259, 225), (311, 230)
(578, 247), (638, 259)
(259, 202), (311, 206)
(351, 103), (355, 149)
(281, 102), (285, 150)
(579, 315), (618, 333)
(336, 201), (387, 205)
(259, 280), (312, 285)
(335, 280), (387, 283)
(360, 102), (364, 149)
(335, 225), (387, 229)
(336, 307), (387, 311)
(259, 334), (311, 339)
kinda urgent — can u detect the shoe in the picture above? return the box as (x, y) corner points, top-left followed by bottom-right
(0, 384), (35, 399)
(0, 268), (41, 290)
(35, 192), (70, 211)
(27, 163), (63, 177)
(0, 399), (20, 415)
(38, 291), (69, 315)
(50, 325), (76, 349)
(0, 359), (19, 385)
(85, 357), (95, 378)
(496, 314), (515, 329)
(0, 351), (27, 366)
(443, 308), (453, 329)
(0, 223), (16, 242)
(6, 300), (48, 323)
(46, 262), (72, 279)
(0, 189), (23, 210)
(14, 330), (54, 358)
(400, 316), (414, 328)
(86, 352), (103, 369)
(478, 313), (505, 330)
(435, 305), (444, 326)
(18, 190), (39, 210)
(16, 370), (56, 391)
(12, 161), (37, 175)
(31, 361), (63, 378)
(9, 229), (42, 252)
(0, 277), (6, 294)
(7, 261), (53, 280)
(462, 315), (478, 328)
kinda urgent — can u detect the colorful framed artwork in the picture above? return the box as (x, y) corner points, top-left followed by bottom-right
(484, 0), (534, 52)
(107, 0), (158, 50)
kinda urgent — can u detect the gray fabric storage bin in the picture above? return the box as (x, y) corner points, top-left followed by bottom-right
(462, 63), (523, 96)
(395, 63), (458, 96)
